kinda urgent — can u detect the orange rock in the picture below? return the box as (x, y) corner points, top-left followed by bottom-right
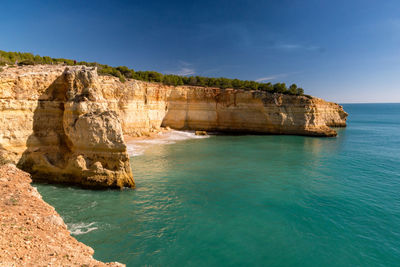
(0, 164), (125, 266)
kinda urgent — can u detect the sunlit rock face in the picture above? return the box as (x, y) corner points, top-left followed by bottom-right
(0, 66), (134, 188)
(0, 65), (347, 187)
(103, 77), (347, 137)
(159, 88), (347, 136)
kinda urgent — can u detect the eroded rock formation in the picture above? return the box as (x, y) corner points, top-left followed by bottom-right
(102, 77), (347, 137)
(0, 65), (347, 187)
(0, 66), (134, 188)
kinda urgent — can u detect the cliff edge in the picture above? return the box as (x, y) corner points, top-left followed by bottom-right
(0, 65), (134, 188)
(100, 70), (347, 137)
(0, 65), (347, 187)
(0, 164), (124, 266)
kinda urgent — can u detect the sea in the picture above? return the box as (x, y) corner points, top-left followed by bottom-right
(35, 103), (400, 267)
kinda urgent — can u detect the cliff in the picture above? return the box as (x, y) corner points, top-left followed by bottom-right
(0, 65), (134, 188)
(0, 163), (124, 266)
(98, 72), (347, 137)
(0, 65), (347, 186)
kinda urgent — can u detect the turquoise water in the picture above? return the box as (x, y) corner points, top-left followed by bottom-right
(36, 103), (400, 267)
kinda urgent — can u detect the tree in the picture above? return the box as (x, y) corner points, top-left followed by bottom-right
(289, 84), (298, 95)
(273, 83), (287, 93)
(196, 76), (207, 87)
(297, 88), (304, 95)
(259, 82), (273, 92)
(116, 66), (134, 78)
(188, 76), (197, 86)
(219, 78), (232, 89)
(0, 50), (307, 95)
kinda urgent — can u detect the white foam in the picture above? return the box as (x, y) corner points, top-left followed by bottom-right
(163, 130), (209, 141)
(127, 144), (146, 156)
(68, 222), (98, 235)
(126, 130), (209, 157)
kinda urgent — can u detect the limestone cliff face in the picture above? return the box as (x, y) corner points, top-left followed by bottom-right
(160, 88), (347, 136)
(103, 77), (347, 137)
(0, 66), (134, 188)
(0, 65), (347, 186)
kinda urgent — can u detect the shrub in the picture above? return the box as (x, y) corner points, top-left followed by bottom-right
(289, 84), (297, 95)
(0, 50), (308, 95)
(18, 60), (35, 66)
(273, 83), (287, 93)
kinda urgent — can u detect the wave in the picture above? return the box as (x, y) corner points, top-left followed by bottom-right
(127, 145), (146, 157)
(68, 222), (98, 235)
(126, 130), (209, 156)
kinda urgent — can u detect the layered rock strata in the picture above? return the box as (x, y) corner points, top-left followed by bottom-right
(0, 65), (134, 188)
(102, 76), (347, 137)
(0, 65), (347, 186)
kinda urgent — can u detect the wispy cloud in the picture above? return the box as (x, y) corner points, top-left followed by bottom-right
(256, 76), (278, 82)
(277, 44), (302, 50)
(273, 44), (321, 51)
(256, 73), (290, 82)
(256, 71), (302, 82)
(173, 67), (195, 76)
(166, 61), (195, 76)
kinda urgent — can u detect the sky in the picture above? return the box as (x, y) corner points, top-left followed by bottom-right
(1, 0), (399, 103)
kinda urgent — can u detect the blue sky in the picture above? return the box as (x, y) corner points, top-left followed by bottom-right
(1, 0), (399, 103)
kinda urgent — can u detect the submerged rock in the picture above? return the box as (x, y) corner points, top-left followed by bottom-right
(195, 130), (208, 136)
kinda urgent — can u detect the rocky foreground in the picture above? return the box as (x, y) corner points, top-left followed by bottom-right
(0, 164), (124, 266)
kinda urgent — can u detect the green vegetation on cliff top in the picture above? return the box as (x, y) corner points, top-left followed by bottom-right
(0, 50), (306, 96)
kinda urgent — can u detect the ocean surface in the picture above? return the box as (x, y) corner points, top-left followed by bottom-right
(36, 103), (400, 267)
